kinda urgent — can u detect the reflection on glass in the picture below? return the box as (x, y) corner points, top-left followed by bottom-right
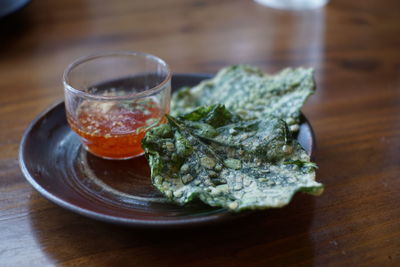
(255, 0), (329, 10)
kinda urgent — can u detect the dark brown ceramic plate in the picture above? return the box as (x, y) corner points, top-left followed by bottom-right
(19, 73), (315, 228)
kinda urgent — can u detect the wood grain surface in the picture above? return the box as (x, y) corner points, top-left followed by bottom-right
(1, 0), (400, 266)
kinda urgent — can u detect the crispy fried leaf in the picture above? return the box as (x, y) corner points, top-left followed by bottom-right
(171, 65), (316, 132)
(142, 105), (323, 212)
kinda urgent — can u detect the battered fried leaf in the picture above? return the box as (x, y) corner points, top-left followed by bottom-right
(142, 105), (323, 212)
(171, 65), (316, 132)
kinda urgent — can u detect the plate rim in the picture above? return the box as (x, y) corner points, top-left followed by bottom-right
(19, 73), (315, 228)
(0, 0), (31, 19)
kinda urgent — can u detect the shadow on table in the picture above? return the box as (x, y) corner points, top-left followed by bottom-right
(28, 192), (316, 266)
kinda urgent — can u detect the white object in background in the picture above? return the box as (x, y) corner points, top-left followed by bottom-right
(254, 0), (329, 10)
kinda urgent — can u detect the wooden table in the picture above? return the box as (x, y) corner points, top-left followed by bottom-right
(1, 0), (400, 265)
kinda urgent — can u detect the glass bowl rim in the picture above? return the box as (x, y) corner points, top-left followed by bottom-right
(63, 51), (172, 101)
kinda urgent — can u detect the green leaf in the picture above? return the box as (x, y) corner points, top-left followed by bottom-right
(179, 104), (240, 128)
(171, 65), (316, 132)
(284, 160), (318, 169)
(142, 105), (323, 212)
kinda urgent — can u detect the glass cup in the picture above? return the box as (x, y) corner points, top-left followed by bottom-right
(63, 51), (171, 160)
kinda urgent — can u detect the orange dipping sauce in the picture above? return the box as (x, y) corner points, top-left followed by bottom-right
(68, 99), (166, 159)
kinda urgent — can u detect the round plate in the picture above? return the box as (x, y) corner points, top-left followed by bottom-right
(19, 73), (315, 228)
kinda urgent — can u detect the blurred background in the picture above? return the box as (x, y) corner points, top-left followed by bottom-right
(0, 0), (329, 99)
(1, 0), (396, 106)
